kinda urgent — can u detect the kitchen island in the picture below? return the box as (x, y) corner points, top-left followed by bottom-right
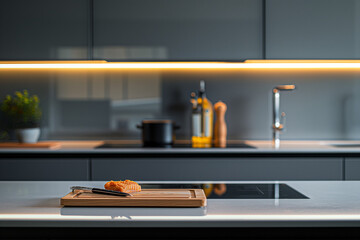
(2, 181), (360, 239)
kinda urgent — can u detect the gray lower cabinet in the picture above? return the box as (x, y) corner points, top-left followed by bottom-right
(0, 158), (89, 181)
(92, 158), (343, 181)
(345, 158), (360, 180)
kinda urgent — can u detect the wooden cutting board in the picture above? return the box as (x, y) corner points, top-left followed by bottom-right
(0, 142), (61, 149)
(61, 189), (206, 207)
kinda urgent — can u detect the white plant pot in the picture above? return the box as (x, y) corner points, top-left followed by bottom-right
(16, 128), (40, 143)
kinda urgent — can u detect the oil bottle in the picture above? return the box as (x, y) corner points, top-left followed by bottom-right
(190, 92), (201, 140)
(191, 80), (213, 147)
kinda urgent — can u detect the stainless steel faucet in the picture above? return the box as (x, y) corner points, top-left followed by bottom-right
(272, 85), (296, 148)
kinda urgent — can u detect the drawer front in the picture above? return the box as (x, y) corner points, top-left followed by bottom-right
(0, 158), (89, 181)
(345, 158), (360, 180)
(92, 158), (343, 181)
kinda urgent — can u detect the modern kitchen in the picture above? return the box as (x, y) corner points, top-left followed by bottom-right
(2, 0), (360, 239)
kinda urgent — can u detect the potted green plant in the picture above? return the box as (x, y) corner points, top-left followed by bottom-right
(1, 90), (42, 143)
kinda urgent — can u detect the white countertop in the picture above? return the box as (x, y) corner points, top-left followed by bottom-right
(2, 181), (360, 227)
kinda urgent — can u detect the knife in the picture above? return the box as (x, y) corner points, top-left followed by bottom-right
(71, 186), (132, 197)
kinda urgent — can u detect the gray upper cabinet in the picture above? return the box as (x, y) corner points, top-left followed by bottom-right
(93, 0), (263, 61)
(2, 1), (360, 61)
(0, 0), (88, 60)
(266, 0), (360, 59)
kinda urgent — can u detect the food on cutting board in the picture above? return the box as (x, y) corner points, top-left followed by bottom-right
(104, 180), (141, 193)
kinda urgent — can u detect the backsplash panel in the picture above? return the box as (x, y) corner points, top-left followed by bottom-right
(0, 70), (359, 141)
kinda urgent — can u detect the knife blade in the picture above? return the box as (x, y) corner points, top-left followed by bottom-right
(70, 186), (132, 197)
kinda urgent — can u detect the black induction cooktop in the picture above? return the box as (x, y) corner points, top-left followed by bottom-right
(96, 143), (255, 149)
(140, 183), (308, 199)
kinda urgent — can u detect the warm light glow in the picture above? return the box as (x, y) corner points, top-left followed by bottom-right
(1, 60), (360, 69)
(0, 61), (244, 69)
(245, 60), (360, 63)
(244, 59), (360, 69)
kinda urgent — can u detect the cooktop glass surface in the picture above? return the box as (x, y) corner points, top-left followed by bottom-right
(140, 183), (308, 199)
(96, 143), (255, 149)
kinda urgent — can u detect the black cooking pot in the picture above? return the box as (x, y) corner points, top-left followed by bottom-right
(137, 120), (180, 147)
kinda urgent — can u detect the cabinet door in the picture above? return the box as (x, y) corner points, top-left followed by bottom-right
(93, 0), (263, 60)
(0, 158), (89, 180)
(0, 0), (88, 60)
(266, 0), (360, 58)
(92, 157), (342, 181)
(345, 158), (360, 180)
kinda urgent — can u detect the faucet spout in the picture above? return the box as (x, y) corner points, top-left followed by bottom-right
(272, 85), (296, 148)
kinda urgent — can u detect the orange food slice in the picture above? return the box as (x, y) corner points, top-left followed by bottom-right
(104, 180), (141, 193)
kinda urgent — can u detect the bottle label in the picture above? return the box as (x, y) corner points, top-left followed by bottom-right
(204, 109), (210, 137)
(192, 114), (201, 137)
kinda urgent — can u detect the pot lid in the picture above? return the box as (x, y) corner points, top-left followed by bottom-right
(142, 119), (173, 124)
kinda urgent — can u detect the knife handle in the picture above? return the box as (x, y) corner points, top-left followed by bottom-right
(92, 188), (132, 197)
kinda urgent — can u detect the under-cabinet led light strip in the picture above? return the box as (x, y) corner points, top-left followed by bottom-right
(1, 60), (360, 69)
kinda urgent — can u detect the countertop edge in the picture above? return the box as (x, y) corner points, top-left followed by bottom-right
(1, 148), (360, 156)
(2, 220), (360, 228)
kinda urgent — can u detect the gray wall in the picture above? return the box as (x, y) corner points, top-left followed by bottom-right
(1, 0), (360, 140)
(162, 72), (360, 140)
